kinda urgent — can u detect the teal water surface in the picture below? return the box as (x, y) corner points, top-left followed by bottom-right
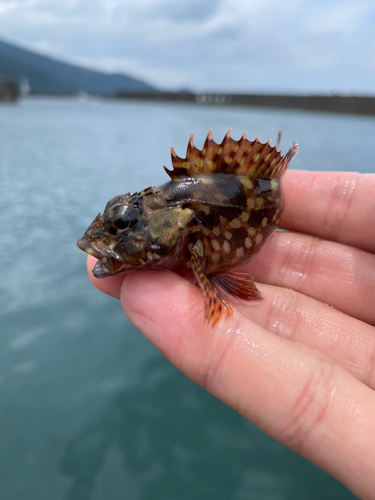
(1, 97), (374, 500)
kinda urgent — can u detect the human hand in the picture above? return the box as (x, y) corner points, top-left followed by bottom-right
(86, 171), (375, 499)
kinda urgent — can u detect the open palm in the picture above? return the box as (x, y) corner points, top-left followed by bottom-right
(87, 171), (375, 500)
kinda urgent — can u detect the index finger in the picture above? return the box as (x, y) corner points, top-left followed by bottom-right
(281, 171), (375, 253)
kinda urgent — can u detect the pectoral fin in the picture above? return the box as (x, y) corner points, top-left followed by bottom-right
(190, 241), (232, 325)
(211, 272), (262, 301)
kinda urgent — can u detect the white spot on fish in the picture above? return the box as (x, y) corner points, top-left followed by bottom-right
(241, 177), (253, 189)
(271, 179), (278, 190)
(212, 252), (220, 264)
(236, 247), (244, 258)
(247, 198), (255, 209)
(211, 239), (220, 251)
(255, 233), (263, 245)
(230, 218), (241, 228)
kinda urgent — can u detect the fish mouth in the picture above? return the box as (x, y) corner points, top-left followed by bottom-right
(77, 237), (124, 279)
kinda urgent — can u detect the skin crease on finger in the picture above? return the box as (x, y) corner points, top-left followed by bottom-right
(235, 284), (375, 390)
(243, 230), (375, 326)
(281, 171), (375, 254)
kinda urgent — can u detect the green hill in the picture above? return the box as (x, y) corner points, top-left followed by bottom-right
(0, 38), (156, 95)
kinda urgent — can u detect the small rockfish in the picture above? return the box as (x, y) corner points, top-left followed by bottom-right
(77, 129), (298, 324)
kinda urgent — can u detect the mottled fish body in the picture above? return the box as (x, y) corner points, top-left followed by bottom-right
(78, 129), (298, 324)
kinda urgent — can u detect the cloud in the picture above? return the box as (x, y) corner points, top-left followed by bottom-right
(142, 0), (224, 23)
(1, 0), (374, 93)
(304, 0), (375, 35)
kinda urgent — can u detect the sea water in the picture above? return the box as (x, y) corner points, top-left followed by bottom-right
(1, 96), (373, 499)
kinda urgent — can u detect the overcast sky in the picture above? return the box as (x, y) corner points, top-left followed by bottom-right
(1, 0), (374, 94)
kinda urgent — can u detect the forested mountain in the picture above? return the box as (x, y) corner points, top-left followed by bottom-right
(0, 38), (156, 95)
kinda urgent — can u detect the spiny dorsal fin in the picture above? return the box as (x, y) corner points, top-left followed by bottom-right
(163, 129), (298, 181)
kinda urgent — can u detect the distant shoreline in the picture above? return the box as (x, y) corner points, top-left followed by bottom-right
(9, 91), (375, 117)
(116, 91), (375, 117)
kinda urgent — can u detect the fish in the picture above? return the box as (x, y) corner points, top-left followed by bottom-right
(77, 129), (298, 325)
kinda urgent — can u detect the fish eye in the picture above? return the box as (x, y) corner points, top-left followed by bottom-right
(105, 204), (140, 234)
(113, 214), (131, 230)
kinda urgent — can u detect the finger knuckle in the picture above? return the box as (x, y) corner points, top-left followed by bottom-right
(280, 358), (336, 454)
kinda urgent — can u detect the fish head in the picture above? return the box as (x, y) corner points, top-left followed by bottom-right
(77, 191), (194, 278)
(77, 193), (152, 278)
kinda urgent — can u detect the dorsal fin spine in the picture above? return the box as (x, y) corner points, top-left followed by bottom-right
(164, 130), (298, 181)
(186, 134), (194, 161)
